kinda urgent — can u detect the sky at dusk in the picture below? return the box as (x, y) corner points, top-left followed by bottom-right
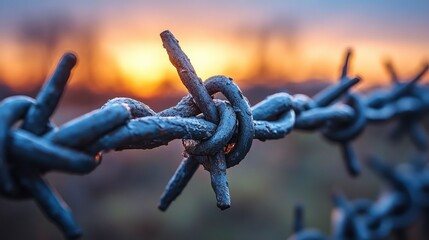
(0, 0), (428, 97)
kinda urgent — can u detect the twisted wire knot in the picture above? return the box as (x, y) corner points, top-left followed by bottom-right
(0, 54), (133, 239)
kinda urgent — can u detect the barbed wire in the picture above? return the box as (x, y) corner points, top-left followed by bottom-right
(0, 30), (428, 239)
(288, 156), (429, 240)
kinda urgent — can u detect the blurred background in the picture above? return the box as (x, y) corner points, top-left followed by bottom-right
(0, 0), (428, 239)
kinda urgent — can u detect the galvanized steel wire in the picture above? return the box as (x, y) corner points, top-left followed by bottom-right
(0, 30), (428, 239)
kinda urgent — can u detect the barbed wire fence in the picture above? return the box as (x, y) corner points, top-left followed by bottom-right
(0, 30), (428, 239)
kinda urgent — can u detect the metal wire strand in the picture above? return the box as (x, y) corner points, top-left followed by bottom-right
(290, 156), (428, 240)
(0, 30), (428, 239)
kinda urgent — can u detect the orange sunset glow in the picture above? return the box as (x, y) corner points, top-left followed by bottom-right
(0, 1), (428, 98)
